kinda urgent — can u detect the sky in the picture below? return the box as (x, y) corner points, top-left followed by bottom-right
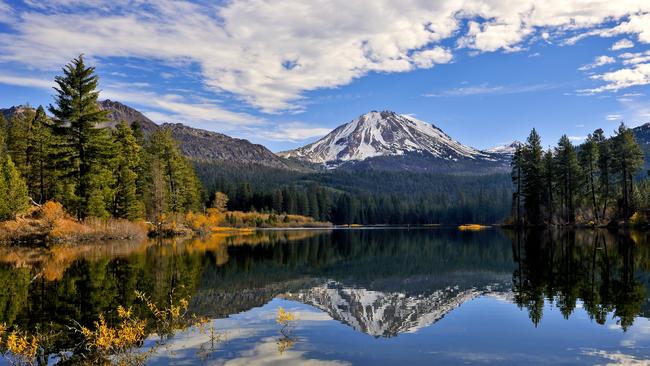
(0, 1), (649, 152)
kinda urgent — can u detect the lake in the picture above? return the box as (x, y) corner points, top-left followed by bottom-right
(1, 228), (650, 365)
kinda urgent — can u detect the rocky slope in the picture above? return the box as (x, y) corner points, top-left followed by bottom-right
(99, 100), (296, 170)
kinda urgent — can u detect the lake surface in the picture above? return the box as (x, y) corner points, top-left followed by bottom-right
(2, 228), (650, 365)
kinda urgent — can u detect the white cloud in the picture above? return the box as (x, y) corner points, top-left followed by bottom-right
(620, 50), (650, 65)
(0, 1), (12, 24)
(582, 63), (650, 93)
(0, 74), (53, 89)
(568, 135), (586, 142)
(424, 83), (558, 97)
(578, 55), (616, 71)
(256, 122), (331, 142)
(611, 38), (635, 50)
(606, 114), (623, 121)
(0, 1), (649, 113)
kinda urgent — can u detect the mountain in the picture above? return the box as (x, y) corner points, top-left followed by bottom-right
(279, 111), (509, 173)
(97, 100), (297, 170)
(98, 99), (159, 136)
(485, 141), (522, 156)
(1, 105), (35, 125)
(161, 123), (295, 169)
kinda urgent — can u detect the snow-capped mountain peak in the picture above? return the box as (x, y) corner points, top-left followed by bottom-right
(484, 141), (523, 156)
(278, 111), (491, 165)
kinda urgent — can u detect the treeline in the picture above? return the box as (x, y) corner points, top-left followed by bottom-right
(208, 170), (512, 225)
(0, 55), (202, 222)
(511, 125), (646, 226)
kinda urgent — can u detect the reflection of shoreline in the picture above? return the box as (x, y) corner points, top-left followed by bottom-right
(0, 239), (152, 280)
(0, 229), (328, 281)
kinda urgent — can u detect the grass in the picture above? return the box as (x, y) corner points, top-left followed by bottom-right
(0, 201), (147, 244)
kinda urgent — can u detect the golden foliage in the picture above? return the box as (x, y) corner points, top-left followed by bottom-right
(276, 307), (298, 326)
(78, 291), (208, 365)
(0, 324), (39, 366)
(458, 224), (490, 231)
(0, 200), (147, 244)
(80, 307), (146, 354)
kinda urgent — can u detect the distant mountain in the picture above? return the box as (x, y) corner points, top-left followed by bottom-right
(279, 110), (509, 173)
(1, 105), (34, 125)
(161, 122), (295, 169)
(98, 99), (158, 136)
(485, 141), (523, 157)
(97, 100), (297, 170)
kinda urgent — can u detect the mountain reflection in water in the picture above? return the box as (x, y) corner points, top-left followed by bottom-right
(1, 228), (649, 364)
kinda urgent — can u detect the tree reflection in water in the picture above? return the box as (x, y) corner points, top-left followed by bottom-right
(511, 229), (648, 330)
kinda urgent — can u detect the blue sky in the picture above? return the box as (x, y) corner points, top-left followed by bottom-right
(0, 1), (649, 152)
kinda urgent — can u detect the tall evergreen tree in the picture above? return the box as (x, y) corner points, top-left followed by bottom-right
(0, 156), (29, 220)
(612, 123), (644, 219)
(111, 121), (143, 220)
(579, 132), (600, 221)
(7, 108), (36, 178)
(0, 114), (6, 158)
(48, 55), (113, 218)
(27, 106), (55, 203)
(555, 135), (581, 224)
(594, 129), (612, 219)
(542, 149), (555, 223)
(522, 129), (544, 225)
(147, 129), (202, 215)
(511, 146), (523, 225)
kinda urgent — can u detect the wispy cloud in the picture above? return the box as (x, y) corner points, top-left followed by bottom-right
(255, 122), (331, 142)
(0, 73), (53, 89)
(606, 114), (623, 121)
(611, 38), (635, 50)
(568, 135), (586, 142)
(423, 83), (559, 97)
(578, 55), (616, 71)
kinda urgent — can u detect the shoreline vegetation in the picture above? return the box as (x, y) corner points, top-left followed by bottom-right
(508, 127), (650, 229)
(0, 201), (330, 245)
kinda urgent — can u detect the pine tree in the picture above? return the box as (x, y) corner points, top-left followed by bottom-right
(7, 108), (36, 178)
(555, 135), (580, 224)
(511, 146), (523, 225)
(111, 121), (144, 220)
(579, 132), (600, 221)
(48, 55), (113, 218)
(522, 129), (544, 225)
(147, 129), (202, 215)
(542, 149), (555, 223)
(595, 129), (612, 219)
(0, 156), (29, 220)
(0, 114), (6, 159)
(27, 106), (55, 203)
(612, 123), (644, 219)
(212, 192), (229, 212)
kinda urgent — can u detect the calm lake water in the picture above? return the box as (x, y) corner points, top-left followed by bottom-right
(2, 228), (650, 365)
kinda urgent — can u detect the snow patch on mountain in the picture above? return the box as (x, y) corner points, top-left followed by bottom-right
(278, 111), (494, 165)
(484, 141), (523, 156)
